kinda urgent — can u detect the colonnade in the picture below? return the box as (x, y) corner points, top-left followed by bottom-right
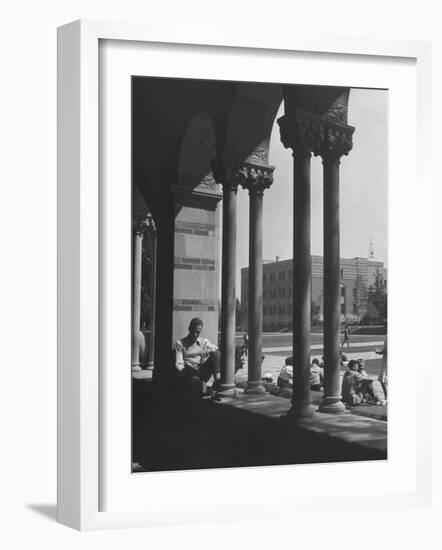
(215, 106), (354, 415)
(132, 95), (355, 417)
(212, 159), (275, 397)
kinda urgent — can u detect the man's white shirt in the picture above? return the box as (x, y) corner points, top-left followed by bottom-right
(175, 336), (218, 371)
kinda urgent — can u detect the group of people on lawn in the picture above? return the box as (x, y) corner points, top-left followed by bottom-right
(278, 352), (387, 405)
(174, 317), (387, 405)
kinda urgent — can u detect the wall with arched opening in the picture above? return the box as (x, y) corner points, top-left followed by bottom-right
(173, 111), (222, 345)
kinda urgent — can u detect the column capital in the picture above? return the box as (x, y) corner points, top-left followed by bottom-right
(278, 110), (355, 160)
(211, 157), (239, 193)
(211, 157), (274, 194)
(238, 162), (275, 197)
(133, 212), (156, 236)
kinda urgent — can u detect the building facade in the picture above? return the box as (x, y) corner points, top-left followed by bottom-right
(241, 256), (387, 330)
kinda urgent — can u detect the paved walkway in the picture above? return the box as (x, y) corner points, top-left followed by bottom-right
(262, 341), (384, 353)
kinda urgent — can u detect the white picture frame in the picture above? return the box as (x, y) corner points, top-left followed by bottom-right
(57, 19), (432, 531)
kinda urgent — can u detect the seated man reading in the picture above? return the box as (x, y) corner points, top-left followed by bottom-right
(175, 317), (221, 395)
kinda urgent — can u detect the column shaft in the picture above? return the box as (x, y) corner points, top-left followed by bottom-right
(289, 150), (314, 415)
(245, 190), (265, 393)
(147, 233), (157, 370)
(320, 158), (346, 413)
(132, 231), (143, 371)
(219, 184), (237, 397)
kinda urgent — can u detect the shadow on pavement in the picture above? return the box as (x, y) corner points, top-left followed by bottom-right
(133, 379), (387, 473)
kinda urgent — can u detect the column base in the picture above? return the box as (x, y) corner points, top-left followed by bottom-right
(244, 381), (266, 395)
(131, 364), (142, 372)
(282, 400), (316, 420)
(318, 396), (348, 414)
(215, 384), (238, 399)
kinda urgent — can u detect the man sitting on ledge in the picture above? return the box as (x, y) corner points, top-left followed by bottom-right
(175, 317), (221, 396)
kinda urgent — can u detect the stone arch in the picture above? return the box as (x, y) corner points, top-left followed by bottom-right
(224, 83), (283, 164)
(175, 110), (221, 209)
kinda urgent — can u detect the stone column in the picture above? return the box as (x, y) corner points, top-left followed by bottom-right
(132, 216), (149, 372)
(240, 164), (274, 394)
(212, 159), (239, 397)
(146, 216), (157, 370)
(318, 125), (355, 413)
(278, 113), (316, 417)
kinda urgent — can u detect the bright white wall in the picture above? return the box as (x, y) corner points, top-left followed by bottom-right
(0, 0), (441, 547)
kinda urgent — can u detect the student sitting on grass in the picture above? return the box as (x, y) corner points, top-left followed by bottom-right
(341, 360), (364, 405)
(310, 358), (324, 391)
(357, 358), (368, 377)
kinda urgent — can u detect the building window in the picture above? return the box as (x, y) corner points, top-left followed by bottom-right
(263, 290), (267, 299)
(263, 306), (267, 315)
(341, 303), (345, 314)
(263, 273), (266, 282)
(341, 268), (344, 278)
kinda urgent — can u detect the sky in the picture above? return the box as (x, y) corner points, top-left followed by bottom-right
(235, 88), (388, 291)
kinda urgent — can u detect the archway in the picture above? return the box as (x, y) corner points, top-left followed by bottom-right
(173, 111), (222, 346)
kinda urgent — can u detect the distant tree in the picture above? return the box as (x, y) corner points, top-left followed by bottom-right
(236, 298), (242, 330)
(311, 299), (321, 325)
(354, 274), (368, 321)
(361, 272), (387, 324)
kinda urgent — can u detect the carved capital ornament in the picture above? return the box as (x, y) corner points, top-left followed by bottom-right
(133, 212), (156, 236)
(278, 110), (355, 162)
(211, 157), (274, 195)
(236, 163), (275, 196)
(211, 157), (238, 193)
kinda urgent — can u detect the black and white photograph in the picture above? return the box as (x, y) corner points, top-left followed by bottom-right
(131, 77), (388, 472)
(3, 0), (439, 542)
